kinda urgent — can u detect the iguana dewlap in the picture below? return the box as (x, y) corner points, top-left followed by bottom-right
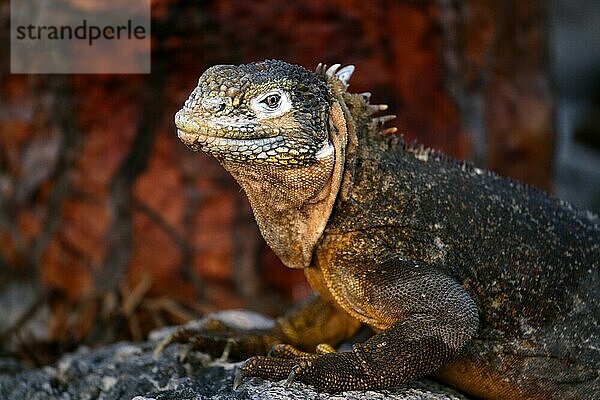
(171, 60), (599, 399)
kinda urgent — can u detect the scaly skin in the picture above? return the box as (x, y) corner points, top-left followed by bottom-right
(168, 60), (599, 399)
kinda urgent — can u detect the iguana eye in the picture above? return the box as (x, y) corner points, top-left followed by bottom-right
(261, 93), (281, 109)
(251, 89), (292, 119)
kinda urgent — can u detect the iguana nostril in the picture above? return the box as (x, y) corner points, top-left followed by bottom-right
(202, 97), (226, 113)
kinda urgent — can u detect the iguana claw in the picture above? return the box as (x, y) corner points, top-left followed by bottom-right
(217, 338), (235, 362)
(233, 368), (244, 390)
(153, 335), (174, 359)
(285, 368), (297, 387)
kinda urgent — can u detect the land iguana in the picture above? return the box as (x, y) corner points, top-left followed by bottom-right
(159, 60), (599, 399)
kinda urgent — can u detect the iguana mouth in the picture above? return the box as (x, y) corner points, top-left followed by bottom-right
(177, 127), (289, 161)
(177, 126), (332, 166)
(175, 107), (295, 163)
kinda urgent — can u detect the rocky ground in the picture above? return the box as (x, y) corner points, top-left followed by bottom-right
(0, 311), (469, 400)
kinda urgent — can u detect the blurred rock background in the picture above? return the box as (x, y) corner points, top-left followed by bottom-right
(0, 0), (597, 365)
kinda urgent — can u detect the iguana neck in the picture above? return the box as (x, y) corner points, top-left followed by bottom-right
(220, 101), (350, 269)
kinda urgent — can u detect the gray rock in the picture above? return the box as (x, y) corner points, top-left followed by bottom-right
(0, 312), (470, 400)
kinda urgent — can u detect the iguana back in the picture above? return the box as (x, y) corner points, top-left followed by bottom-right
(318, 107), (600, 397)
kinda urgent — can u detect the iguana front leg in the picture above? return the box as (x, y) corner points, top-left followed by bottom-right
(236, 259), (479, 392)
(155, 294), (361, 361)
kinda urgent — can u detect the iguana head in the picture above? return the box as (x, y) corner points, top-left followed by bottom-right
(176, 59), (351, 167)
(175, 60), (358, 269)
